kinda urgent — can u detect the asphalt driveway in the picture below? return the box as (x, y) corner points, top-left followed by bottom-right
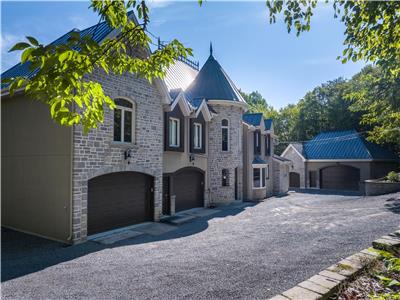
(2, 191), (400, 299)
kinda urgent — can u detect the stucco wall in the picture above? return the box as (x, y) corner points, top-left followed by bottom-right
(306, 161), (371, 189)
(163, 116), (210, 205)
(72, 70), (164, 243)
(208, 103), (243, 204)
(1, 95), (72, 243)
(282, 147), (306, 188)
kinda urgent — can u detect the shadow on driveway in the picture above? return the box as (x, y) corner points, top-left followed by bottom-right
(289, 188), (361, 196)
(1, 202), (255, 282)
(385, 196), (400, 214)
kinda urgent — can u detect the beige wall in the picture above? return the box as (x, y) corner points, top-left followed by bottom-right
(163, 116), (210, 205)
(306, 161), (371, 188)
(2, 95), (72, 243)
(242, 123), (274, 201)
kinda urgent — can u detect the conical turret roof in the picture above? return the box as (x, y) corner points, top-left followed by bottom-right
(185, 48), (246, 104)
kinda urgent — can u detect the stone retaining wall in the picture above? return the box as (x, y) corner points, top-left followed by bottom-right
(362, 179), (400, 196)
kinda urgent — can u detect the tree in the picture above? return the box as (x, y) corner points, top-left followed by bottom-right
(3, 0), (192, 132)
(265, 1), (400, 79)
(347, 66), (400, 153)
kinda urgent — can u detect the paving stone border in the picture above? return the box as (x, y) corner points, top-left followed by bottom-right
(269, 229), (400, 300)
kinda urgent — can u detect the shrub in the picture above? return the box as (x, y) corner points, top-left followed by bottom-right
(386, 171), (400, 183)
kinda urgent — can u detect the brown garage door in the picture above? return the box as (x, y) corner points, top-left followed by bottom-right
(88, 172), (153, 235)
(174, 168), (204, 212)
(320, 165), (360, 191)
(289, 172), (300, 188)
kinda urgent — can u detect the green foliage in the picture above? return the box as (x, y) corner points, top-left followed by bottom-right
(3, 0), (192, 132)
(265, 1), (400, 79)
(346, 66), (400, 151)
(386, 171), (400, 183)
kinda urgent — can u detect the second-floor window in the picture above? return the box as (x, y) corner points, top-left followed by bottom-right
(265, 134), (271, 156)
(254, 130), (261, 155)
(193, 123), (202, 149)
(114, 98), (135, 143)
(221, 119), (229, 151)
(169, 117), (180, 147)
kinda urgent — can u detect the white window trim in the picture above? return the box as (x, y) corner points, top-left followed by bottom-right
(252, 166), (267, 189)
(169, 117), (180, 147)
(114, 99), (135, 144)
(193, 122), (202, 149)
(222, 119), (229, 152)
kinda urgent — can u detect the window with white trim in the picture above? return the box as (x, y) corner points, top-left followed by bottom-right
(113, 98), (135, 143)
(221, 119), (229, 151)
(169, 117), (180, 147)
(193, 122), (202, 149)
(253, 167), (266, 188)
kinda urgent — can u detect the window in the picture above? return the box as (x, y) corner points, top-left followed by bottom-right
(221, 119), (229, 151)
(113, 98), (135, 143)
(169, 117), (180, 147)
(193, 123), (202, 149)
(253, 167), (266, 188)
(265, 134), (271, 156)
(254, 130), (261, 154)
(266, 165), (269, 179)
(222, 169), (230, 186)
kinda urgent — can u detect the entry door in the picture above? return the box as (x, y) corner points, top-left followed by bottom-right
(234, 167), (238, 200)
(163, 176), (171, 215)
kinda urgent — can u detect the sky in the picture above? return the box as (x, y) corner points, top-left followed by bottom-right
(1, 1), (366, 109)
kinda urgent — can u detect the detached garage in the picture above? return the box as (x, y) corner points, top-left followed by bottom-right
(88, 172), (154, 235)
(282, 130), (399, 191)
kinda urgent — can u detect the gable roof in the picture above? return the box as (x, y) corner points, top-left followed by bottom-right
(264, 119), (273, 130)
(303, 130), (398, 160)
(185, 53), (246, 104)
(2, 19), (115, 89)
(242, 113), (263, 127)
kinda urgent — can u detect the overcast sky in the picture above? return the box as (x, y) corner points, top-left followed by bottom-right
(1, 1), (365, 108)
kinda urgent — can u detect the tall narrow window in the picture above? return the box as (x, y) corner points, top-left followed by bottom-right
(265, 134), (271, 156)
(221, 119), (229, 151)
(113, 98), (135, 143)
(193, 123), (202, 149)
(254, 130), (261, 155)
(222, 169), (230, 186)
(169, 117), (180, 147)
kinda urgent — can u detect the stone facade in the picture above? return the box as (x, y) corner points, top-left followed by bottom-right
(273, 159), (290, 195)
(207, 103), (244, 204)
(282, 146), (306, 188)
(71, 70), (164, 243)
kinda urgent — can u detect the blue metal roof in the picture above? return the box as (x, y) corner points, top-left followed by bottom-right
(2, 19), (115, 88)
(243, 113), (263, 127)
(185, 54), (246, 104)
(303, 130), (398, 160)
(252, 156), (267, 165)
(264, 119), (273, 130)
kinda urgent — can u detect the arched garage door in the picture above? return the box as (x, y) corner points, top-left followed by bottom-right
(88, 172), (153, 235)
(320, 165), (360, 191)
(289, 172), (300, 188)
(173, 168), (204, 212)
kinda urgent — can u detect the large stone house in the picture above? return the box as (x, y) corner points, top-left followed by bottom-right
(1, 16), (289, 244)
(281, 130), (399, 191)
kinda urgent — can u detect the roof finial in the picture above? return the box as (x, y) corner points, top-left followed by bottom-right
(210, 42), (213, 57)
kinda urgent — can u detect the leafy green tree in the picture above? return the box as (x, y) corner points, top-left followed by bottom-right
(3, 0), (192, 132)
(265, 1), (400, 78)
(347, 66), (400, 153)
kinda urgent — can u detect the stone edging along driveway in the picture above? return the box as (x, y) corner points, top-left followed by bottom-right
(269, 230), (400, 300)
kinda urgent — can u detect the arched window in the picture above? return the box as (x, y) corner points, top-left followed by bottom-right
(221, 119), (229, 151)
(113, 98), (135, 143)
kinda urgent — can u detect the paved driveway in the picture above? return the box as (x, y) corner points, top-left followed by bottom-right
(2, 191), (399, 299)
